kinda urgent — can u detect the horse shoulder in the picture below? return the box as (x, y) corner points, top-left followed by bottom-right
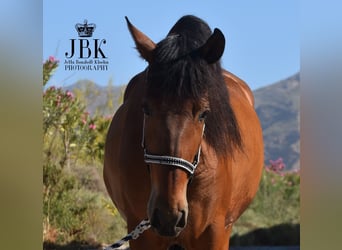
(104, 70), (148, 219)
(221, 69), (264, 227)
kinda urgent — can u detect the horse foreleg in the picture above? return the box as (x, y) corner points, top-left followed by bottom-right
(192, 222), (231, 250)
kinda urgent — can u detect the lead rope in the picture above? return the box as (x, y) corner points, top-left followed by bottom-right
(104, 219), (151, 250)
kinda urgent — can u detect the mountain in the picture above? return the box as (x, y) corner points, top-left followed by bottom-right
(64, 73), (300, 170)
(254, 73), (300, 170)
(64, 79), (124, 116)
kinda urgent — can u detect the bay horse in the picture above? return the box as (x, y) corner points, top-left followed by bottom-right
(104, 15), (264, 250)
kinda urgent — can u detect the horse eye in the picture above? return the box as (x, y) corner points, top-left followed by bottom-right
(198, 110), (209, 122)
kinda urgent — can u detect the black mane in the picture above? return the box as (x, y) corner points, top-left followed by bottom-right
(146, 15), (242, 156)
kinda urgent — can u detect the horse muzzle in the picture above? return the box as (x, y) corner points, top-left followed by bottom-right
(150, 206), (188, 237)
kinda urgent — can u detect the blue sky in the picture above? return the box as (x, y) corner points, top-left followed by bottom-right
(43, 0), (299, 90)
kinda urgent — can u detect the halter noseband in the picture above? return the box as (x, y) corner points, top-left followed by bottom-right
(141, 115), (205, 175)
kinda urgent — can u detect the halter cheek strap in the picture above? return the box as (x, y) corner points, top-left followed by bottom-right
(141, 115), (205, 175)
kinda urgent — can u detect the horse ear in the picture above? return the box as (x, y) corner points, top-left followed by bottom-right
(198, 28), (225, 64)
(125, 16), (156, 64)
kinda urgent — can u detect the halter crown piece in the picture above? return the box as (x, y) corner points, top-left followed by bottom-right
(141, 115), (205, 175)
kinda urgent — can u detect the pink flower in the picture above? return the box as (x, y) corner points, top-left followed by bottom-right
(81, 119), (87, 125)
(49, 56), (59, 63)
(66, 91), (74, 99)
(267, 157), (286, 175)
(89, 124), (96, 130)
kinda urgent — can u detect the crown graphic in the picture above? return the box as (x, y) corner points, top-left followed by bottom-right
(75, 19), (96, 37)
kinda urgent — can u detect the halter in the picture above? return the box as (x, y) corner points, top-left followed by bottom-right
(141, 115), (205, 175)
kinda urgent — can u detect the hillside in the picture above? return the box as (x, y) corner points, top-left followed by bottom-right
(64, 79), (124, 116)
(64, 73), (300, 170)
(254, 73), (300, 170)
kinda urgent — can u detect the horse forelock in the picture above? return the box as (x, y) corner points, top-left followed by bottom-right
(145, 15), (243, 157)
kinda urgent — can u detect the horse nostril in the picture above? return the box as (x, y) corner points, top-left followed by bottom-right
(151, 208), (161, 229)
(150, 207), (187, 236)
(176, 210), (187, 229)
(168, 244), (185, 250)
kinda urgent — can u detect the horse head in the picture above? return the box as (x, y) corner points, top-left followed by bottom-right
(126, 16), (226, 237)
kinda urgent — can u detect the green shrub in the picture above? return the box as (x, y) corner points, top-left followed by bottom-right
(232, 158), (300, 236)
(43, 56), (126, 245)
